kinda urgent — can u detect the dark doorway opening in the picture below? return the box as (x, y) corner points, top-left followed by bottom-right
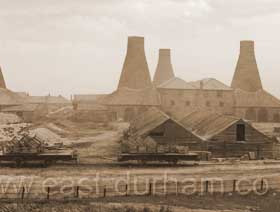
(236, 124), (245, 141)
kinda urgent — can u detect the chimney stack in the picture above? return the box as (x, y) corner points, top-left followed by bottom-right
(117, 36), (152, 90)
(231, 40), (263, 92)
(153, 49), (175, 86)
(0, 66), (7, 89)
(200, 81), (204, 90)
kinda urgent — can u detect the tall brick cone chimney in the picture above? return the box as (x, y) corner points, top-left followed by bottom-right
(153, 49), (175, 86)
(117, 36), (152, 89)
(231, 40), (263, 92)
(0, 66), (7, 89)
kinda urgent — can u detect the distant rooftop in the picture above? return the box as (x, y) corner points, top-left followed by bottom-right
(158, 77), (232, 91)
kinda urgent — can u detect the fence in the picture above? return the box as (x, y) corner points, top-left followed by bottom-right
(0, 176), (278, 202)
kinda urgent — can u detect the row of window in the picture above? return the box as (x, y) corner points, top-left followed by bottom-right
(170, 100), (225, 107)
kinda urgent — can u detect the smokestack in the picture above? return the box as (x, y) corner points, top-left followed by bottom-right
(117, 36), (152, 89)
(0, 66), (6, 89)
(231, 40), (263, 92)
(200, 81), (203, 90)
(153, 49), (175, 86)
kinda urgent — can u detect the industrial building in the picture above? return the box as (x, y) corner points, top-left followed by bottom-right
(180, 111), (276, 159)
(101, 37), (280, 123)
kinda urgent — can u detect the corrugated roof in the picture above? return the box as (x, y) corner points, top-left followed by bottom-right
(251, 123), (280, 140)
(102, 87), (161, 106)
(234, 89), (280, 108)
(129, 107), (170, 137)
(180, 111), (240, 140)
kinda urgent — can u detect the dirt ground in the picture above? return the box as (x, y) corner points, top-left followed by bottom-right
(1, 193), (280, 212)
(1, 120), (280, 211)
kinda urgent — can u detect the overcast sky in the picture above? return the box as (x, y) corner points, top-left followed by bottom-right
(0, 0), (280, 98)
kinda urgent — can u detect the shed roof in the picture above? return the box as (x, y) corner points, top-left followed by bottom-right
(180, 111), (240, 140)
(251, 122), (280, 141)
(129, 107), (200, 141)
(102, 87), (161, 106)
(129, 107), (170, 137)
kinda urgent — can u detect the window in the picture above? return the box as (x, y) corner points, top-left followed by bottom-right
(219, 102), (224, 107)
(236, 124), (245, 141)
(170, 100), (175, 106)
(217, 91), (223, 98)
(206, 101), (211, 107)
(185, 101), (191, 107)
(274, 127), (280, 133)
(150, 132), (164, 137)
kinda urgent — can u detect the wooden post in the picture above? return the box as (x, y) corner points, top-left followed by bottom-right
(233, 180), (236, 193)
(125, 184), (128, 196)
(149, 182), (152, 196)
(47, 187), (50, 200)
(224, 141), (226, 158)
(103, 186), (106, 198)
(261, 179), (264, 191)
(205, 181), (209, 194)
(176, 181), (178, 196)
(76, 186), (80, 198)
(21, 187), (25, 202)
(257, 145), (260, 160)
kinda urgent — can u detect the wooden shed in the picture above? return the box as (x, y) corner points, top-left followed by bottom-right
(125, 107), (203, 153)
(180, 111), (276, 159)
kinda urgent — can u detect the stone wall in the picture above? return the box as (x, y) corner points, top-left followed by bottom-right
(158, 88), (235, 120)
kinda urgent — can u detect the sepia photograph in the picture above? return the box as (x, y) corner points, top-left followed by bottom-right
(1, 0), (280, 211)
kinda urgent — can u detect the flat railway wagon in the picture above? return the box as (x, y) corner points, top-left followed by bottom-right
(0, 149), (79, 167)
(118, 152), (200, 164)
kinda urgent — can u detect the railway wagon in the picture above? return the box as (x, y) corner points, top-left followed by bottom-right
(118, 152), (200, 164)
(0, 149), (79, 167)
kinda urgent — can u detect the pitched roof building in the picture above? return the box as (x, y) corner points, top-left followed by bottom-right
(180, 111), (276, 158)
(128, 107), (202, 147)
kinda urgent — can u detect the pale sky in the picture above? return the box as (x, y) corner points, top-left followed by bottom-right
(0, 0), (280, 98)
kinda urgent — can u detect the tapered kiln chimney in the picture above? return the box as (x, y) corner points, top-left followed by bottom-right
(0, 66), (6, 89)
(153, 49), (175, 86)
(231, 40), (263, 92)
(118, 36), (152, 89)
